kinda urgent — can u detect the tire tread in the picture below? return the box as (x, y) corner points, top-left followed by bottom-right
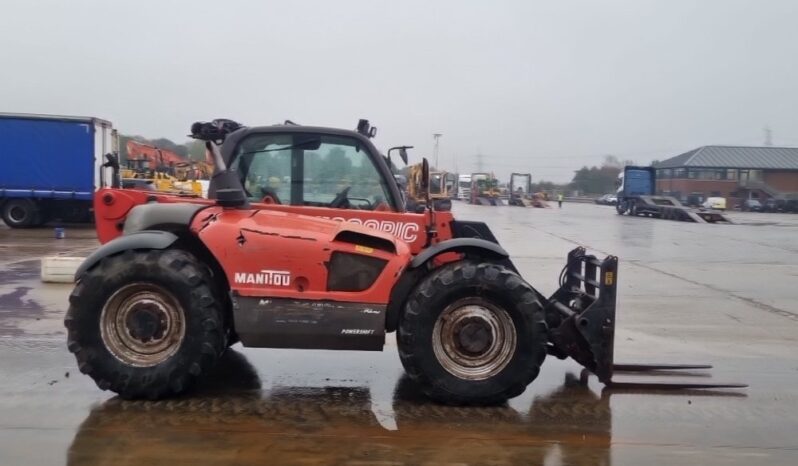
(397, 260), (548, 405)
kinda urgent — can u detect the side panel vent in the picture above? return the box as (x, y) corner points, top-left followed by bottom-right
(334, 230), (396, 254)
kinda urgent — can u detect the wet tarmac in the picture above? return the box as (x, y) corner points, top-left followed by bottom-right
(1, 205), (797, 465)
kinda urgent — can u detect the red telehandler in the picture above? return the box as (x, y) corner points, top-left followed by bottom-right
(66, 119), (744, 403)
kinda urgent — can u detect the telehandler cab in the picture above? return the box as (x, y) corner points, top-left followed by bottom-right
(66, 119), (744, 404)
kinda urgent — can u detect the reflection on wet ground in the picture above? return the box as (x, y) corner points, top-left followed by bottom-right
(68, 351), (612, 466)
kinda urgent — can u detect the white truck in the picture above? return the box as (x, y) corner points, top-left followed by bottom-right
(457, 174), (471, 201)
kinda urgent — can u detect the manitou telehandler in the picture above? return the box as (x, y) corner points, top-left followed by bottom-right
(66, 119), (743, 404)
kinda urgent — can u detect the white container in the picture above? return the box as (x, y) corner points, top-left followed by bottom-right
(41, 256), (85, 283)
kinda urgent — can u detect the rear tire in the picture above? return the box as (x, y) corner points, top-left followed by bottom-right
(65, 249), (226, 399)
(2, 199), (39, 228)
(398, 261), (547, 405)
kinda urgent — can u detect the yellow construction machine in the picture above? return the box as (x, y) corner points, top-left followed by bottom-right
(509, 172), (550, 208)
(406, 164), (454, 211)
(469, 172), (504, 206)
(121, 158), (202, 196)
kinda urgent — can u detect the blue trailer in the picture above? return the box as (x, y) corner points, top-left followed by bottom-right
(615, 165), (730, 223)
(0, 113), (117, 228)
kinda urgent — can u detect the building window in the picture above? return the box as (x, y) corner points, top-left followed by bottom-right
(673, 168), (687, 178)
(686, 168), (730, 180)
(726, 169), (737, 181)
(703, 169), (721, 180)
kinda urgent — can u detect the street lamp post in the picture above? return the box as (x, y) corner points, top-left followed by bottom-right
(433, 133), (442, 169)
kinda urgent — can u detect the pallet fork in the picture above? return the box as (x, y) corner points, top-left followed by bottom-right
(543, 248), (746, 390)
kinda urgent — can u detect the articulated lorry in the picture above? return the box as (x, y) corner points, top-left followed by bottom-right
(615, 166), (730, 223)
(0, 113), (117, 227)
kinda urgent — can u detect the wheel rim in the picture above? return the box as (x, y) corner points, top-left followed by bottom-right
(8, 205), (27, 223)
(432, 298), (517, 380)
(100, 283), (186, 367)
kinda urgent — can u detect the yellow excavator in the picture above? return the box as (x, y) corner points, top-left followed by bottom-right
(406, 164), (454, 211)
(121, 158), (203, 196)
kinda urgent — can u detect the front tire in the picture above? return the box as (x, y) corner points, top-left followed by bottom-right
(65, 249), (226, 399)
(398, 261), (547, 405)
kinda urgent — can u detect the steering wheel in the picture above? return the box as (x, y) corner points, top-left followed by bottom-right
(330, 186), (351, 209)
(260, 186), (282, 204)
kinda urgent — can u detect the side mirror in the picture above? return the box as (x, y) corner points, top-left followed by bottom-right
(387, 146), (413, 166)
(103, 152), (120, 170)
(369, 127), (377, 138)
(399, 148), (408, 165)
(101, 153), (121, 188)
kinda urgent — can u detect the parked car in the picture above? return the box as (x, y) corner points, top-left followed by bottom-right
(763, 198), (786, 213)
(702, 197), (727, 211)
(741, 199), (763, 212)
(594, 194), (618, 205)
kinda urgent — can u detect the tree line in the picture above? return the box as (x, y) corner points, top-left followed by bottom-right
(531, 155), (637, 196)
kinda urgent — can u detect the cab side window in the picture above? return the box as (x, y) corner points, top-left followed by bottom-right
(304, 138), (392, 210)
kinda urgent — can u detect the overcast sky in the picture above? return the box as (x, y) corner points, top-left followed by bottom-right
(2, 0), (797, 181)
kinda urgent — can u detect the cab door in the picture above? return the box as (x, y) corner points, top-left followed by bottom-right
(229, 131), (447, 253)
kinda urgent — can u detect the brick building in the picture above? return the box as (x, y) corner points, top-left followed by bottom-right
(654, 146), (798, 207)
